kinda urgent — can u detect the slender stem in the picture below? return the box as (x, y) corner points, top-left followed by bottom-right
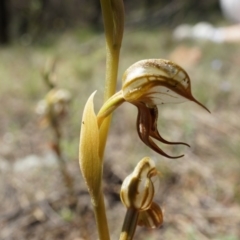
(50, 115), (76, 206)
(93, 191), (111, 240)
(119, 209), (139, 240)
(99, 48), (120, 159)
(92, 1), (124, 239)
(96, 47), (120, 239)
(94, 38), (120, 240)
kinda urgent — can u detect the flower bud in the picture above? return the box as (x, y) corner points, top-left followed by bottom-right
(120, 157), (158, 211)
(36, 88), (72, 128)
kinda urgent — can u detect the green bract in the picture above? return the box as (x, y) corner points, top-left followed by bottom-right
(79, 91), (102, 206)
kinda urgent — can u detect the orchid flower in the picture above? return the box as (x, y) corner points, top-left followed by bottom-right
(97, 59), (209, 159)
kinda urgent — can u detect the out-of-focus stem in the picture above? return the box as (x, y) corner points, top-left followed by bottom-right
(43, 65), (75, 199)
(50, 113), (75, 198)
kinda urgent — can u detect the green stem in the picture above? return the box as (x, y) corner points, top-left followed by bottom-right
(119, 209), (139, 240)
(50, 108), (75, 197)
(95, 36), (120, 240)
(93, 1), (124, 239)
(93, 191), (111, 240)
(99, 48), (120, 160)
(97, 90), (125, 128)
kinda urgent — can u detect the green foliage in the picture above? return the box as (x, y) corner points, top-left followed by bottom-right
(60, 207), (74, 222)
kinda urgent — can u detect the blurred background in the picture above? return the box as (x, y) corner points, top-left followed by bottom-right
(0, 0), (222, 45)
(0, 0), (240, 239)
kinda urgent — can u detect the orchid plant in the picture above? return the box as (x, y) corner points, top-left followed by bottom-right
(79, 0), (209, 239)
(37, 61), (75, 197)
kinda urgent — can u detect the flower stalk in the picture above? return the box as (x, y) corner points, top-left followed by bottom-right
(99, 0), (124, 160)
(97, 1), (124, 239)
(119, 209), (139, 240)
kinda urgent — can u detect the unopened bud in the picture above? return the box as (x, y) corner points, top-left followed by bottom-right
(120, 157), (158, 211)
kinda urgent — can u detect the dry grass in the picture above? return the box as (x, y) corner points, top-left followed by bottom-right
(0, 28), (240, 240)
